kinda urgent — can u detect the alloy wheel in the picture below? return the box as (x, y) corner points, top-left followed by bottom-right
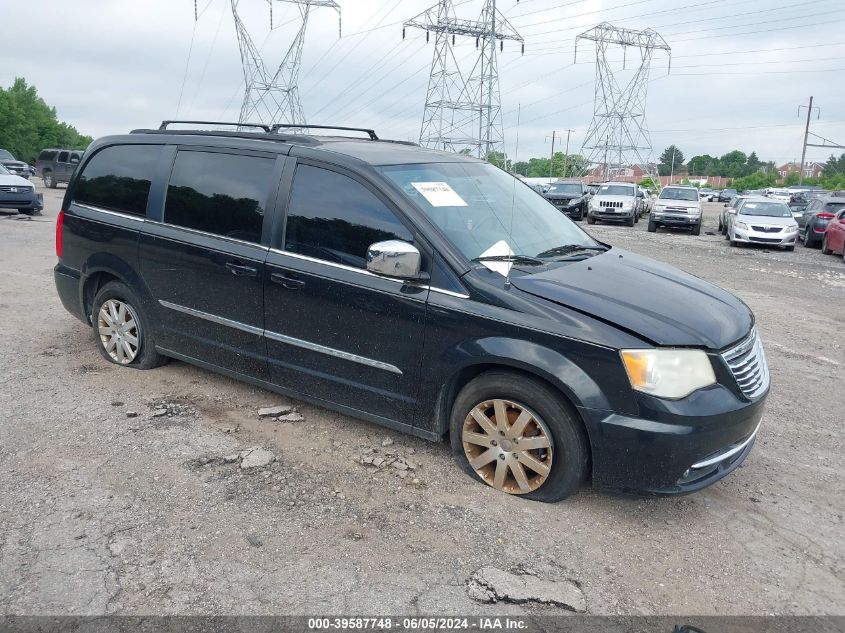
(97, 299), (140, 364)
(462, 399), (553, 495)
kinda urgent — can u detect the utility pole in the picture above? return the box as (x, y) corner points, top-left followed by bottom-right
(798, 96), (819, 185)
(547, 131), (557, 181)
(562, 128), (573, 177)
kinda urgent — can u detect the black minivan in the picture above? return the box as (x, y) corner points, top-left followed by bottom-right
(54, 122), (769, 501)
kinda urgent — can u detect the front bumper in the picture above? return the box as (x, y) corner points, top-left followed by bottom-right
(581, 381), (767, 494)
(732, 226), (797, 246)
(0, 189), (42, 211)
(652, 212), (700, 227)
(547, 200), (584, 218)
(590, 207), (634, 220)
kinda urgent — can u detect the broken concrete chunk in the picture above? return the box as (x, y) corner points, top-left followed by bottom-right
(152, 408), (167, 417)
(258, 405), (294, 417)
(276, 412), (304, 422)
(381, 438), (394, 447)
(239, 447), (275, 469)
(467, 566), (585, 612)
(222, 454), (240, 464)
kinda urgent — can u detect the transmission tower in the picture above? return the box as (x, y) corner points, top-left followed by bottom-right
(231, 0), (340, 127)
(404, 0), (523, 163)
(575, 23), (670, 183)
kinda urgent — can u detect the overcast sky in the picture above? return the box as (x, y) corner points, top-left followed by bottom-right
(2, 0), (844, 166)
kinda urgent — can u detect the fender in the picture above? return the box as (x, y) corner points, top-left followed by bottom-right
(79, 253), (157, 325)
(430, 335), (635, 438)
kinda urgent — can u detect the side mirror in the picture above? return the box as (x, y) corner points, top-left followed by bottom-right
(70, 157), (79, 164)
(366, 240), (423, 280)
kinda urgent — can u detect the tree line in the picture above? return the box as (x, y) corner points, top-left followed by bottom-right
(0, 78), (92, 164)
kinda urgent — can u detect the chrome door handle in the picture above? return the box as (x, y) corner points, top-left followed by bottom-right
(225, 262), (258, 278)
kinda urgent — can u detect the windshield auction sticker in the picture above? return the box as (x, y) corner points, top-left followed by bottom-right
(411, 181), (468, 207)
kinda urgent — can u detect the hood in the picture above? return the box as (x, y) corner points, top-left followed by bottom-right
(0, 173), (33, 187)
(545, 192), (584, 201)
(0, 159), (27, 168)
(736, 214), (797, 226)
(510, 249), (752, 349)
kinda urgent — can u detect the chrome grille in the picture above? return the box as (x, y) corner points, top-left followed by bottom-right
(751, 225), (782, 233)
(722, 329), (769, 399)
(600, 200), (623, 208)
(0, 185), (32, 193)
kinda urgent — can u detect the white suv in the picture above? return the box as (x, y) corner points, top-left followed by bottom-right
(648, 186), (702, 235)
(587, 182), (638, 226)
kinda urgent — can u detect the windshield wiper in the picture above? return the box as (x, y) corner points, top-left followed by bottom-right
(472, 254), (545, 266)
(534, 244), (608, 259)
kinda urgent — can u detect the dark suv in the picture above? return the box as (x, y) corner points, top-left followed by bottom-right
(542, 180), (589, 220)
(36, 148), (84, 188)
(54, 121), (769, 501)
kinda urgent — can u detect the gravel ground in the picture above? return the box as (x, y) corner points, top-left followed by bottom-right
(0, 184), (843, 616)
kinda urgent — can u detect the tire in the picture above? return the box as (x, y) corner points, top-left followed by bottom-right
(634, 213), (639, 224)
(690, 223), (701, 236)
(587, 215), (596, 225)
(91, 281), (166, 370)
(647, 219), (657, 233)
(48, 171), (57, 189)
(449, 371), (589, 502)
(718, 218), (723, 232)
(625, 215), (635, 227)
(785, 245), (795, 251)
(803, 231), (815, 248)
(821, 235), (832, 255)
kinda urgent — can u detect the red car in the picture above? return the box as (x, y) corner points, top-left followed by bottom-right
(822, 208), (845, 261)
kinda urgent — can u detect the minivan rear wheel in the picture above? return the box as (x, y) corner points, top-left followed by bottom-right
(449, 371), (588, 502)
(92, 281), (166, 370)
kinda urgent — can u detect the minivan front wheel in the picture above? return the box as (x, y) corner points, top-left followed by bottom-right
(450, 371), (588, 502)
(92, 282), (165, 369)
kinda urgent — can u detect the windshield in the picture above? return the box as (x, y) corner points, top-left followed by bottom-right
(547, 183), (582, 195)
(659, 188), (698, 201)
(0, 164), (9, 175)
(739, 201), (792, 217)
(378, 162), (599, 261)
(0, 150), (14, 161)
(824, 202), (845, 212)
(597, 184), (634, 196)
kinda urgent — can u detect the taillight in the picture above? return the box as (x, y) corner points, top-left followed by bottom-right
(56, 209), (64, 258)
(817, 213), (835, 220)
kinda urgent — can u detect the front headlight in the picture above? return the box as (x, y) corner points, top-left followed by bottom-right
(734, 221), (748, 230)
(620, 349), (716, 399)
(653, 204), (666, 212)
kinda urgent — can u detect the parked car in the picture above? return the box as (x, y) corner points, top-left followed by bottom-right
(648, 185), (702, 235)
(800, 196), (845, 247)
(788, 192), (808, 219)
(587, 182), (639, 226)
(698, 188), (715, 202)
(0, 149), (32, 179)
(766, 188), (791, 202)
(718, 188), (738, 203)
(53, 121), (768, 501)
(543, 180), (589, 220)
(0, 164), (44, 214)
(718, 195), (747, 235)
(725, 197), (798, 250)
(821, 208), (845, 259)
(36, 148), (84, 188)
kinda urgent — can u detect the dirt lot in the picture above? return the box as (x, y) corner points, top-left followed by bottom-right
(0, 183), (843, 616)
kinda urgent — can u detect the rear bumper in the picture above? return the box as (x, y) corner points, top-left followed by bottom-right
(54, 264), (87, 323)
(0, 191), (42, 210)
(582, 384), (767, 494)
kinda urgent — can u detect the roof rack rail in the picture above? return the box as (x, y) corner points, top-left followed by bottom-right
(158, 120), (274, 133)
(270, 124), (379, 140)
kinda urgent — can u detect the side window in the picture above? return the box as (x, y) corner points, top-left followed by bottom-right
(284, 164), (413, 269)
(73, 144), (161, 216)
(164, 151), (273, 244)
(38, 150), (56, 161)
(70, 152), (81, 164)
(58, 151), (69, 163)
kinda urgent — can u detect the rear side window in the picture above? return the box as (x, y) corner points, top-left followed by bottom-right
(74, 144), (161, 216)
(164, 151), (274, 244)
(38, 150), (56, 161)
(58, 151), (69, 163)
(824, 202), (845, 213)
(284, 164), (412, 269)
